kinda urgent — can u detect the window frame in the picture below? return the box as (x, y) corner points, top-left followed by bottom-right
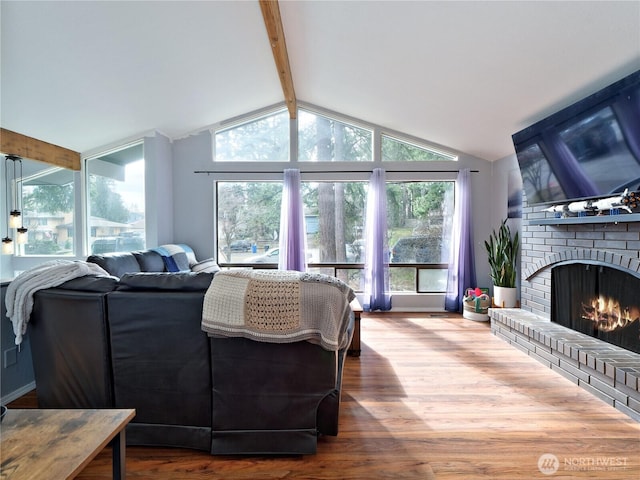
(84, 141), (146, 257)
(210, 102), (459, 304)
(14, 165), (76, 257)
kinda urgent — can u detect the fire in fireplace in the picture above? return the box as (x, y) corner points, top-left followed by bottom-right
(551, 263), (640, 354)
(582, 296), (640, 333)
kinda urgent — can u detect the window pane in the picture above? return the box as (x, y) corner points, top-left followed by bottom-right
(382, 135), (457, 162)
(418, 268), (448, 293)
(388, 181), (454, 263)
(21, 166), (74, 256)
(388, 181), (454, 292)
(216, 181), (367, 265)
(298, 110), (372, 162)
(303, 182), (367, 263)
(215, 110), (289, 162)
(217, 182), (283, 263)
(390, 267), (416, 292)
(86, 144), (145, 255)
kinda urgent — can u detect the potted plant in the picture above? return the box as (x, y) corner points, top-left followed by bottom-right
(484, 218), (519, 308)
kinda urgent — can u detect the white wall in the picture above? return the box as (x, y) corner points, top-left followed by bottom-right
(144, 132), (174, 247)
(486, 153), (523, 295)
(171, 131), (217, 261)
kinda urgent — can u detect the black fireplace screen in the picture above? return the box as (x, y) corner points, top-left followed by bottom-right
(551, 263), (640, 354)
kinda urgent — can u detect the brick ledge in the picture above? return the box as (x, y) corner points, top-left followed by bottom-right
(490, 308), (640, 422)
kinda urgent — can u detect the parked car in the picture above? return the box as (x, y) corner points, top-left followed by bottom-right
(390, 236), (441, 263)
(229, 239), (252, 252)
(91, 236), (145, 255)
(247, 247), (279, 263)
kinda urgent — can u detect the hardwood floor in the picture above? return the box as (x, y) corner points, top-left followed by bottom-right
(7, 314), (640, 479)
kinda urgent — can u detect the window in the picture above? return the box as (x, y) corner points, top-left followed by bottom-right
(215, 109), (289, 162)
(212, 104), (459, 301)
(20, 166), (75, 256)
(216, 182), (282, 263)
(298, 110), (372, 162)
(387, 181), (454, 292)
(382, 134), (457, 162)
(85, 143), (145, 255)
(215, 179), (454, 294)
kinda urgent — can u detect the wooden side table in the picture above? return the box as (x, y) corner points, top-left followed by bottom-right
(348, 298), (362, 357)
(1, 408), (135, 480)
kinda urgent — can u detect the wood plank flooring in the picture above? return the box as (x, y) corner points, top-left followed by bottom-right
(7, 314), (640, 479)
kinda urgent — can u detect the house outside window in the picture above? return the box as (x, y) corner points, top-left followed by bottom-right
(19, 166), (75, 256)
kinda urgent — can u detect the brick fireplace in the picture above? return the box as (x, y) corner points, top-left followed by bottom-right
(490, 202), (640, 421)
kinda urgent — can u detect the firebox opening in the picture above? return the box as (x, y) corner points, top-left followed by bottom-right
(551, 263), (640, 354)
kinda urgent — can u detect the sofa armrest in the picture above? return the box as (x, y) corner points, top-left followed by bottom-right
(57, 275), (119, 292)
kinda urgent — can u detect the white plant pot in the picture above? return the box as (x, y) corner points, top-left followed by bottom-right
(493, 286), (517, 308)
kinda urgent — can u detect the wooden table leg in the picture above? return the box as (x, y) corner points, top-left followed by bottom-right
(112, 429), (126, 480)
(348, 299), (362, 357)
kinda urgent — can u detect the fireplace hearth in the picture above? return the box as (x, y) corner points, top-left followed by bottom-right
(552, 263), (640, 354)
(490, 308), (640, 422)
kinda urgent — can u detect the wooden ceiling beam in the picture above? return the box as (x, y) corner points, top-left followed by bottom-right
(1, 128), (80, 170)
(259, 0), (297, 119)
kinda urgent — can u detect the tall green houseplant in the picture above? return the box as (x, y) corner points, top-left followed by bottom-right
(484, 219), (519, 288)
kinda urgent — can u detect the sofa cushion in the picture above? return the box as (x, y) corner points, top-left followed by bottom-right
(87, 253), (141, 278)
(132, 250), (166, 272)
(117, 272), (214, 291)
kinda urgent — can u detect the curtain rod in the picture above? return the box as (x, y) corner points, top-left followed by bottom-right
(194, 169), (479, 175)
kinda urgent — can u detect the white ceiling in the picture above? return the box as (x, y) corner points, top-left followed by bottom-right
(1, 1), (639, 162)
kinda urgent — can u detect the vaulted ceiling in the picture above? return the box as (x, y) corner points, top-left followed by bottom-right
(1, 1), (639, 162)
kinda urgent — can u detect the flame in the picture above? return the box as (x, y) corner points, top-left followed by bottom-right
(581, 296), (640, 332)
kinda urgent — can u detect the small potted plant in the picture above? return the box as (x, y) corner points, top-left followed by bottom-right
(484, 219), (519, 307)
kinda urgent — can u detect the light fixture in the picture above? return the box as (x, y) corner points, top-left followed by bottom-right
(4, 154), (27, 252)
(7, 155), (22, 227)
(3, 157), (13, 254)
(1, 237), (13, 255)
(8, 210), (20, 228)
(16, 227), (28, 245)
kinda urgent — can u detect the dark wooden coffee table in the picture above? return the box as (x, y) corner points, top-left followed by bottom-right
(1, 408), (135, 480)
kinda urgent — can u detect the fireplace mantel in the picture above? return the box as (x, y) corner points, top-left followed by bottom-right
(528, 213), (640, 226)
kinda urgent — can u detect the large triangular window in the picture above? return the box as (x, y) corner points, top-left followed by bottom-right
(382, 134), (457, 162)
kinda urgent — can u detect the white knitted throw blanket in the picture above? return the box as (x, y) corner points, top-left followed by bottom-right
(201, 270), (355, 351)
(5, 260), (113, 346)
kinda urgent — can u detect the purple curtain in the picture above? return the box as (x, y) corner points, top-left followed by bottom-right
(445, 169), (476, 312)
(278, 169), (307, 272)
(363, 168), (392, 311)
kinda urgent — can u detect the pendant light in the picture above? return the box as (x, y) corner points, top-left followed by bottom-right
(3, 154), (27, 251)
(8, 155), (22, 228)
(3, 156), (14, 254)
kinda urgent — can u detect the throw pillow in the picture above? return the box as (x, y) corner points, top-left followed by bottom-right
(191, 258), (221, 274)
(151, 244), (192, 272)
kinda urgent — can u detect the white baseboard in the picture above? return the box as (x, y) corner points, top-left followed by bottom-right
(1, 381), (36, 405)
